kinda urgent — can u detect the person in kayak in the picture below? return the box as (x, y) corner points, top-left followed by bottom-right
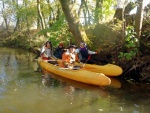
(40, 41), (53, 60)
(75, 42), (97, 64)
(53, 42), (65, 59)
(62, 45), (79, 69)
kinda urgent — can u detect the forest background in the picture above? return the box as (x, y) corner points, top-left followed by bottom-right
(0, 0), (149, 83)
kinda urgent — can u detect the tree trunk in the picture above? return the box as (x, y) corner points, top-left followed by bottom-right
(24, 0), (30, 31)
(113, 2), (135, 40)
(81, 0), (91, 25)
(124, 2), (136, 15)
(2, 0), (9, 31)
(135, 0), (144, 39)
(13, 0), (20, 31)
(59, 0), (90, 46)
(37, 0), (45, 29)
(94, 0), (103, 23)
(113, 8), (123, 21)
(46, 0), (56, 27)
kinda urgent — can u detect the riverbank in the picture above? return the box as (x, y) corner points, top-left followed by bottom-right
(0, 30), (149, 83)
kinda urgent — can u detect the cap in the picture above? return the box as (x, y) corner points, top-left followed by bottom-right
(80, 42), (86, 47)
(59, 43), (63, 46)
(67, 45), (76, 49)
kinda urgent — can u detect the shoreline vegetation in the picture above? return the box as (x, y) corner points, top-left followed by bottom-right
(0, 27), (149, 84)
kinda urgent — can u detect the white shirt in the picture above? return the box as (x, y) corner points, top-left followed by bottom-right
(41, 46), (52, 57)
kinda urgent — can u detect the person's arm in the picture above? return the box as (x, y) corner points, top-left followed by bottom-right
(40, 46), (46, 58)
(75, 48), (79, 54)
(88, 50), (97, 54)
(51, 54), (57, 59)
(75, 54), (80, 62)
(40, 46), (46, 54)
(62, 53), (69, 67)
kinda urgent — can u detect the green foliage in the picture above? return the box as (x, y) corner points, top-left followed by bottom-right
(94, 0), (116, 23)
(102, 0), (116, 17)
(94, 7), (103, 22)
(1, 0), (38, 30)
(38, 15), (72, 48)
(118, 26), (139, 60)
(18, 2), (37, 28)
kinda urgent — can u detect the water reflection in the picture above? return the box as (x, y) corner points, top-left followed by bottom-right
(41, 70), (109, 97)
(41, 70), (150, 113)
(0, 47), (149, 113)
(41, 70), (111, 112)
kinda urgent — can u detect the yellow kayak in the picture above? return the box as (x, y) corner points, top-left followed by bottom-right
(76, 63), (123, 76)
(56, 59), (123, 76)
(38, 57), (111, 86)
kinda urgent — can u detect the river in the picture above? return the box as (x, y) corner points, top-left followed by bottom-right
(0, 47), (149, 113)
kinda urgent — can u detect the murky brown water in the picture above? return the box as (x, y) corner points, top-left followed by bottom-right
(0, 47), (149, 113)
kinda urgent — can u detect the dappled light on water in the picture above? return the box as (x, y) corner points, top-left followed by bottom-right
(0, 47), (149, 113)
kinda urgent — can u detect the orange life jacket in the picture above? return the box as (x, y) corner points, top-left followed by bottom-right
(61, 51), (78, 67)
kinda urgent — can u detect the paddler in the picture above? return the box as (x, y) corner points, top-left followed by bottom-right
(75, 42), (97, 64)
(40, 41), (53, 60)
(61, 45), (79, 69)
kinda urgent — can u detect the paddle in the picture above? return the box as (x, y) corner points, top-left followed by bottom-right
(46, 60), (57, 61)
(50, 56), (58, 60)
(58, 68), (79, 70)
(58, 68), (70, 70)
(82, 55), (91, 67)
(58, 66), (81, 70)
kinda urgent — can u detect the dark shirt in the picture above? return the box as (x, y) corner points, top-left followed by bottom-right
(54, 47), (64, 59)
(79, 47), (88, 61)
(79, 47), (95, 64)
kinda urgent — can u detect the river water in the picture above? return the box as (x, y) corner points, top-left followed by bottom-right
(0, 47), (149, 113)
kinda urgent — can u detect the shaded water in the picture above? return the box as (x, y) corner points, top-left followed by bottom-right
(0, 47), (149, 113)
